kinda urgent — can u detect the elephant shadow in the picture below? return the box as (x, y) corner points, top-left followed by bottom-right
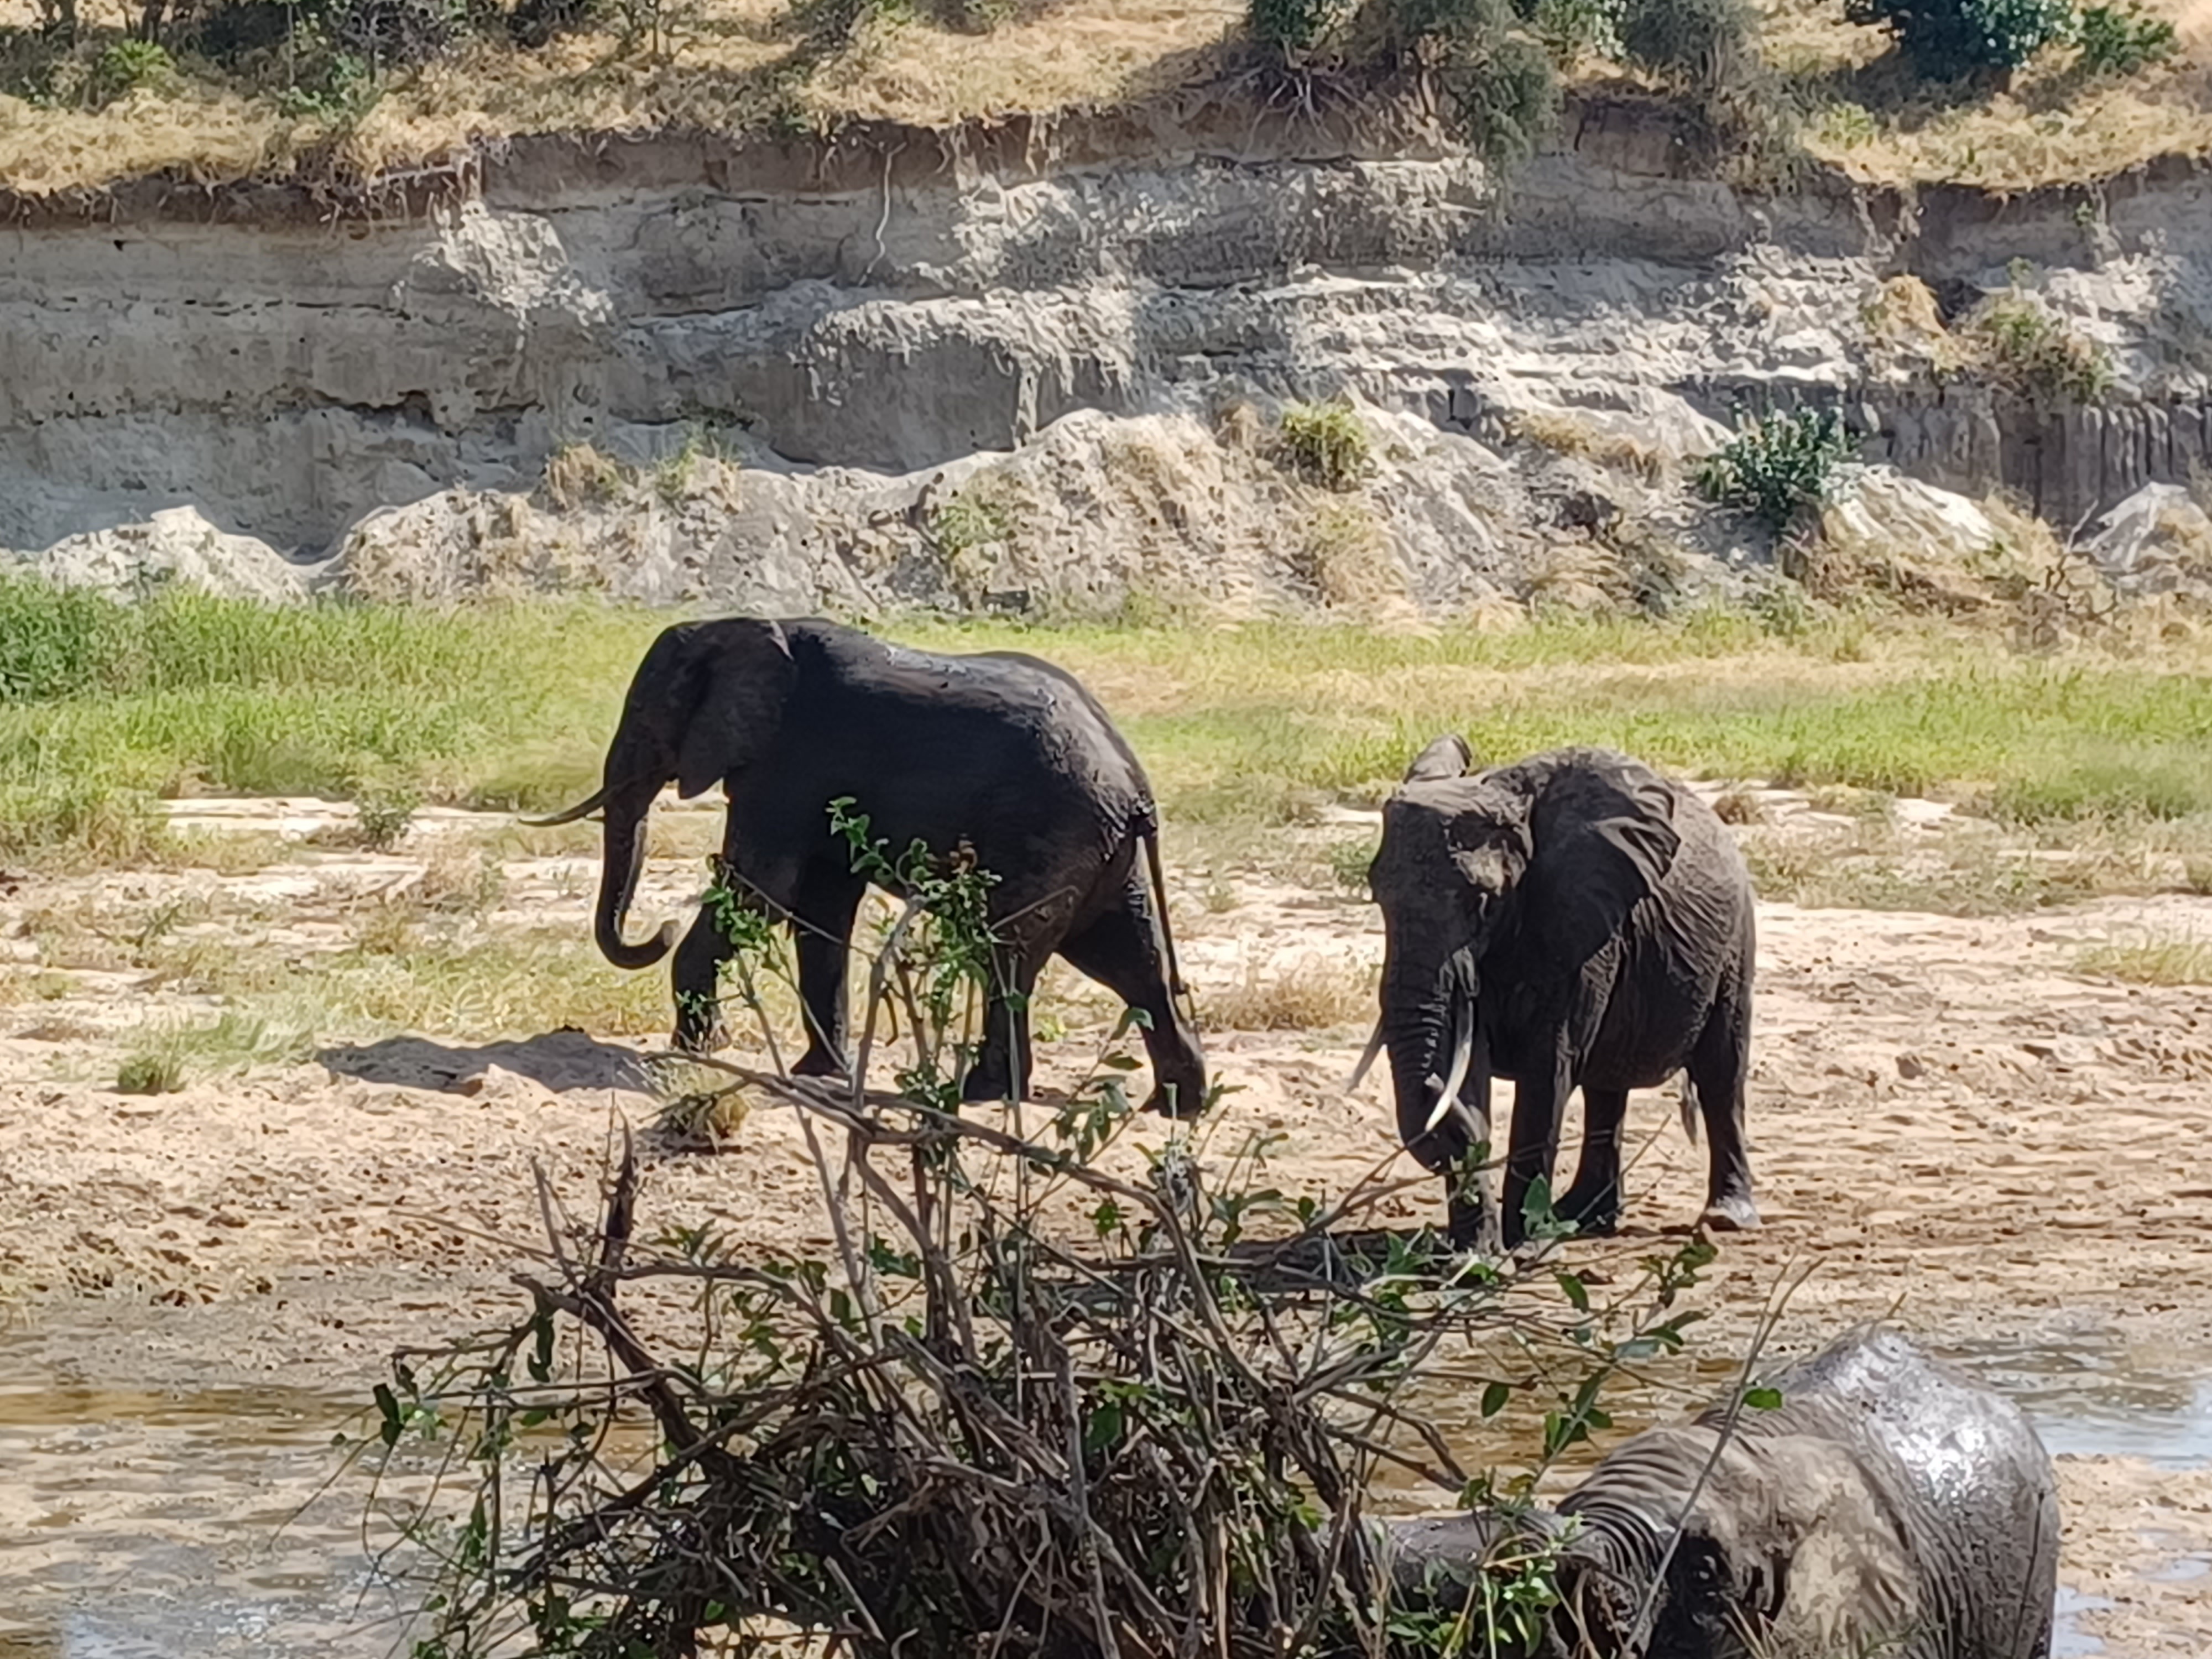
(319, 1028), (662, 1098)
(1207, 1215), (1699, 1291)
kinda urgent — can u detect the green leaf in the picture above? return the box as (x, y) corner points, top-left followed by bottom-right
(1082, 1401), (1124, 1454)
(1554, 1270), (1589, 1312)
(373, 1381), (403, 1448)
(1480, 1380), (1511, 1418)
(1744, 1386), (1783, 1411)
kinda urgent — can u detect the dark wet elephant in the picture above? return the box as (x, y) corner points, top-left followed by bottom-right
(531, 617), (1207, 1118)
(1373, 1326), (2060, 1659)
(1352, 740), (1757, 1252)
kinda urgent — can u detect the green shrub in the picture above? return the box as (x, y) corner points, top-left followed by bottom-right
(87, 38), (174, 104)
(1444, 26), (1561, 166)
(116, 1050), (186, 1096)
(1695, 407), (1854, 535)
(2073, 1), (2177, 76)
(1250, 0), (1352, 51)
(1618, 0), (1749, 82)
(1277, 400), (1375, 491)
(1961, 291), (2115, 403)
(1514, 0), (1622, 61)
(1844, 0), (2074, 80)
(351, 778), (421, 852)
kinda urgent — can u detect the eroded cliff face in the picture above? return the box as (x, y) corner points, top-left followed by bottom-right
(5, 96), (2212, 582)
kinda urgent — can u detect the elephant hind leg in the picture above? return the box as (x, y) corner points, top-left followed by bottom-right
(961, 947), (1045, 1107)
(1687, 994), (1759, 1233)
(1055, 875), (1207, 1119)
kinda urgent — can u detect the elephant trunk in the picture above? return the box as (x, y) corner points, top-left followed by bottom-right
(1383, 950), (1474, 1172)
(594, 779), (679, 971)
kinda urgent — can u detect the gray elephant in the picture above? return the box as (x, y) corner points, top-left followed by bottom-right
(1350, 739), (1757, 1252)
(1370, 1326), (2060, 1658)
(531, 617), (1207, 1118)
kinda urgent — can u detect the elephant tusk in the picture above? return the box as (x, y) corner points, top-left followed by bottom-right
(520, 785), (609, 828)
(1344, 1016), (1386, 1094)
(1425, 999), (1475, 1135)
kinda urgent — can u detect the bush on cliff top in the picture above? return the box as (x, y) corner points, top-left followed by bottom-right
(1844, 0), (2075, 80)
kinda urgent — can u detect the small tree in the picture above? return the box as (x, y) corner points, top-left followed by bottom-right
(364, 802), (1728, 1658)
(1844, 0), (2074, 80)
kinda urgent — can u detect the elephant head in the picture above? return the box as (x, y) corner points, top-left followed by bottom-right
(1361, 737), (1681, 1177)
(528, 619), (799, 971)
(1379, 1427), (1916, 1658)
(1540, 1425), (1918, 1659)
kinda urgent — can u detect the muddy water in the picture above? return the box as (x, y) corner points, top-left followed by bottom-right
(0, 1324), (2204, 1656)
(0, 1339), (409, 1658)
(1942, 1337), (2212, 1470)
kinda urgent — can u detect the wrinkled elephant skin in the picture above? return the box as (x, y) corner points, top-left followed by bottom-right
(1363, 740), (1758, 1251)
(1371, 1326), (2059, 1659)
(533, 617), (1207, 1119)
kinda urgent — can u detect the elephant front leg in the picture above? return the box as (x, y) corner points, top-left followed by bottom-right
(1499, 1058), (1574, 1254)
(1443, 1053), (1500, 1255)
(1556, 1086), (1629, 1237)
(670, 904), (736, 1054)
(791, 910), (860, 1080)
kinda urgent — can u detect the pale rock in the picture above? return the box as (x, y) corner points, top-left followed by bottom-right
(10, 507), (321, 603)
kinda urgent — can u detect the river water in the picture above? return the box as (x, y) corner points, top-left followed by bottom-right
(0, 1326), (2205, 1656)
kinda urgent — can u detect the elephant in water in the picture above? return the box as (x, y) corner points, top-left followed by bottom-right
(531, 617), (1207, 1118)
(1371, 1326), (2059, 1658)
(1350, 739), (1758, 1253)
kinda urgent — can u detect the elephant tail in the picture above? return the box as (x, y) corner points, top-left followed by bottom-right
(1134, 804), (1187, 1001)
(1678, 1073), (1701, 1146)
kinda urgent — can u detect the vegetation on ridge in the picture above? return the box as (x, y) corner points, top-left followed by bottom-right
(0, 0), (2204, 193)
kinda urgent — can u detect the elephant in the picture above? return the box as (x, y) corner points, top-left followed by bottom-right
(529, 617), (1208, 1118)
(1349, 739), (1757, 1253)
(1368, 1325), (2060, 1658)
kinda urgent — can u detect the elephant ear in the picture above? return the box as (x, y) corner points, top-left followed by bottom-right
(675, 620), (798, 799)
(1525, 761), (1682, 971)
(1402, 732), (1474, 784)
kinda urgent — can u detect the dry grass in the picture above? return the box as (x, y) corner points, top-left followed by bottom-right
(1740, 807), (2212, 916)
(2074, 927), (2212, 983)
(1198, 955), (1371, 1031)
(1507, 408), (1665, 483)
(796, 0), (1235, 124)
(1770, 0), (2212, 188)
(1286, 501), (1408, 614)
(541, 441), (627, 512)
(3, 0), (2210, 193)
(0, 0), (1241, 192)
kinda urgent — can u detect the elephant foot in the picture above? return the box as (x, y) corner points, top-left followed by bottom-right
(791, 1045), (850, 1081)
(1556, 1182), (1622, 1238)
(1141, 1062), (1208, 1120)
(1699, 1191), (1761, 1233)
(672, 1017), (728, 1056)
(959, 1052), (1018, 1106)
(1446, 1192), (1503, 1259)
